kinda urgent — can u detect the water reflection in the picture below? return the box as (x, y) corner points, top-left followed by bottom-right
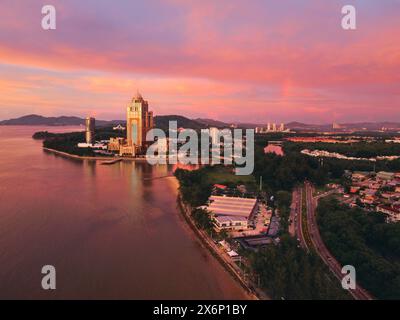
(0, 126), (248, 299)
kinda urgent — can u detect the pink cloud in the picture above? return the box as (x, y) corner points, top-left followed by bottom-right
(0, 0), (399, 123)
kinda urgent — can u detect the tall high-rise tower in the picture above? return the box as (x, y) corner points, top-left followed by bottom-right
(209, 127), (220, 145)
(126, 92), (154, 151)
(85, 117), (95, 144)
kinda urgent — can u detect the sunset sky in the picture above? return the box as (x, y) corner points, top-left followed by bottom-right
(0, 0), (399, 123)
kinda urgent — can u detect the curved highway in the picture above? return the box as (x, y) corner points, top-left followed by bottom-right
(303, 181), (373, 300)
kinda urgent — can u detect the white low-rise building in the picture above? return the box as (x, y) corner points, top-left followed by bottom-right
(207, 195), (257, 231)
(214, 215), (248, 231)
(77, 142), (107, 150)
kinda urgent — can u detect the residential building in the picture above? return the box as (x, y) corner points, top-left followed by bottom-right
(377, 205), (400, 222)
(113, 124), (126, 131)
(377, 171), (395, 181)
(85, 117), (95, 144)
(108, 137), (125, 151)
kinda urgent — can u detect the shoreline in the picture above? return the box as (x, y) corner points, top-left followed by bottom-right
(45, 145), (266, 299)
(43, 147), (148, 162)
(176, 194), (268, 300)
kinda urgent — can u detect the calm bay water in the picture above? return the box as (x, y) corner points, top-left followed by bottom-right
(0, 126), (248, 299)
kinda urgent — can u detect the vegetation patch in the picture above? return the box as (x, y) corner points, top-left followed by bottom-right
(317, 197), (400, 299)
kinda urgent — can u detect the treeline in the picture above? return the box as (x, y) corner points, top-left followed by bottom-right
(42, 131), (97, 156)
(174, 167), (213, 207)
(34, 126), (124, 141)
(252, 140), (364, 300)
(254, 140), (400, 194)
(275, 190), (291, 233)
(251, 143), (350, 299)
(310, 157), (400, 179)
(94, 126), (125, 140)
(251, 236), (350, 300)
(254, 142), (328, 192)
(285, 141), (400, 158)
(174, 165), (256, 207)
(175, 167), (226, 238)
(317, 197), (400, 299)
(32, 131), (58, 140)
(37, 127), (123, 157)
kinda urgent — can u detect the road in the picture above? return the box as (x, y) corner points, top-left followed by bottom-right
(291, 187), (309, 251)
(303, 181), (373, 300)
(288, 189), (298, 237)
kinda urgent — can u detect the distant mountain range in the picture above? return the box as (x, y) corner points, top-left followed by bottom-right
(154, 115), (205, 130)
(1, 114), (399, 131)
(195, 118), (231, 127)
(0, 114), (121, 127)
(0, 114), (211, 130)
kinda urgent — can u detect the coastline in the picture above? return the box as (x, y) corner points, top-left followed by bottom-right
(177, 194), (268, 300)
(44, 145), (266, 299)
(43, 147), (148, 162)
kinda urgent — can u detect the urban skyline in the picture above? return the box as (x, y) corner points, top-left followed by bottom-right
(0, 1), (399, 123)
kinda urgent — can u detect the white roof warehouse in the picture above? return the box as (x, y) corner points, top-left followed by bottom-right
(207, 196), (257, 231)
(208, 195), (257, 218)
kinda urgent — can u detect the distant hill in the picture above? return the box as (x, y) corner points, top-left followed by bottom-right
(285, 122), (329, 131)
(0, 114), (84, 126)
(194, 118), (230, 128)
(1, 114), (399, 132)
(154, 115), (204, 130)
(0, 113), (246, 130)
(235, 122), (263, 129)
(285, 121), (310, 129)
(340, 122), (400, 131)
(195, 118), (263, 129)
(0, 114), (122, 127)
(0, 114), (205, 130)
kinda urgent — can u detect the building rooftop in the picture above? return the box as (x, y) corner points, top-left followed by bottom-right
(132, 90), (144, 102)
(208, 195), (257, 218)
(214, 215), (248, 223)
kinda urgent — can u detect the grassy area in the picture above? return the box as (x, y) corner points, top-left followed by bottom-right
(174, 165), (258, 208)
(206, 166), (257, 190)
